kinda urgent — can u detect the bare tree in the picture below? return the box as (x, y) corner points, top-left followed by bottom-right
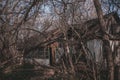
(93, 0), (114, 80)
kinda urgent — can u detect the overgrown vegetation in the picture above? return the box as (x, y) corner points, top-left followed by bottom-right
(0, 0), (120, 80)
(0, 63), (35, 80)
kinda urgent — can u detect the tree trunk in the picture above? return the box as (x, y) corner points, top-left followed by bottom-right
(93, 0), (114, 80)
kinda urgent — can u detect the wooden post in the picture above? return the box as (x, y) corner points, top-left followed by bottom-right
(49, 45), (56, 66)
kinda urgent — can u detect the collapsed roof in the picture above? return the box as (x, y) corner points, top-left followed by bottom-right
(17, 12), (120, 54)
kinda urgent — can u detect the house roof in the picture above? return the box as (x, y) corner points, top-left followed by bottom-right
(69, 12), (120, 41)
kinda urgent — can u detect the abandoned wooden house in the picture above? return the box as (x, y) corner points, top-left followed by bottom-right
(17, 12), (120, 69)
